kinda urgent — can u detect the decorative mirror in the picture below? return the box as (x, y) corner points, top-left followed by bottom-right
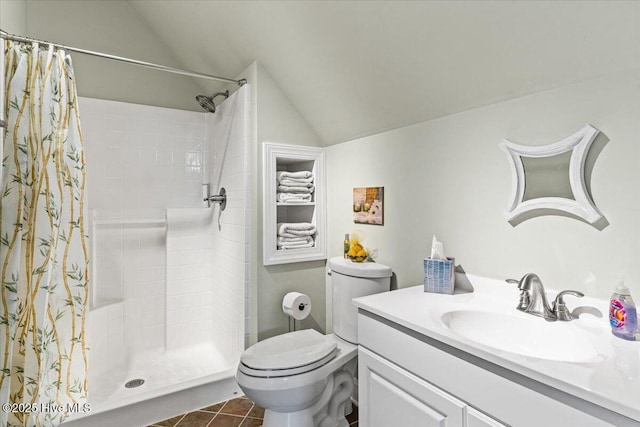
(499, 124), (604, 225)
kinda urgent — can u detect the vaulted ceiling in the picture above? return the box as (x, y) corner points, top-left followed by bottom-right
(126, 1), (640, 145)
(21, 1), (640, 146)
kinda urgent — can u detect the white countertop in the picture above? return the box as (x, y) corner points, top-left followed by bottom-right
(352, 274), (640, 422)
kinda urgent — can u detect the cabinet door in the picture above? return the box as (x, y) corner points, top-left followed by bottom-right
(359, 347), (465, 427)
(467, 407), (508, 427)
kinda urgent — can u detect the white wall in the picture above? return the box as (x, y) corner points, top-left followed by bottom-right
(327, 69), (640, 319)
(23, 0), (203, 111)
(256, 63), (327, 340)
(0, 0), (26, 34)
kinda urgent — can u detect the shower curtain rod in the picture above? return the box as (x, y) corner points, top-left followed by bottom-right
(0, 29), (247, 86)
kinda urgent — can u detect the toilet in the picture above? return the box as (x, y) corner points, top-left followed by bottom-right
(236, 257), (392, 427)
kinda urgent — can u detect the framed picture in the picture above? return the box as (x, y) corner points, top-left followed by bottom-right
(353, 187), (384, 225)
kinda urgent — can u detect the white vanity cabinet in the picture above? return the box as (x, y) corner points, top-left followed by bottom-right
(357, 311), (625, 427)
(263, 142), (326, 265)
(359, 346), (499, 427)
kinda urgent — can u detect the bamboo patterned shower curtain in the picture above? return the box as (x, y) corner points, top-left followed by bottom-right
(1, 41), (89, 426)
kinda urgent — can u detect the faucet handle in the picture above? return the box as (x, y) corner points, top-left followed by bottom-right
(552, 290), (584, 321)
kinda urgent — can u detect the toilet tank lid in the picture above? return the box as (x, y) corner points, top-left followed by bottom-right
(329, 257), (392, 279)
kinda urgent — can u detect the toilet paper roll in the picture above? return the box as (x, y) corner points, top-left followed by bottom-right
(282, 292), (311, 321)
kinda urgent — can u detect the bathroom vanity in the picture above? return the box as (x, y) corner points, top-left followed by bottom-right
(353, 275), (640, 427)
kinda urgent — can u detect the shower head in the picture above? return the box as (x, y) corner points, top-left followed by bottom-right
(195, 90), (229, 113)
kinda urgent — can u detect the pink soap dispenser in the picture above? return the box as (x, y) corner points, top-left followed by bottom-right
(609, 284), (638, 341)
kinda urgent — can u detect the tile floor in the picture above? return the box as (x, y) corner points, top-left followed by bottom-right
(149, 396), (359, 427)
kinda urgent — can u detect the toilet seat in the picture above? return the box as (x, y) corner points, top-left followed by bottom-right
(239, 329), (338, 378)
(239, 348), (339, 378)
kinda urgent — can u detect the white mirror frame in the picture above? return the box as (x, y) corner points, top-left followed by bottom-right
(499, 124), (603, 224)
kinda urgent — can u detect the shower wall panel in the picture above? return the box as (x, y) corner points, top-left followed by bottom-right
(166, 208), (215, 350)
(77, 88), (251, 410)
(205, 86), (252, 359)
(80, 97), (207, 373)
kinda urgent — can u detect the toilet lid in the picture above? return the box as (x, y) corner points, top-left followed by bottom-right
(240, 329), (337, 370)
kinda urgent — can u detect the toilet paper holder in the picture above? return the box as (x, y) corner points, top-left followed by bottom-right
(283, 292), (311, 332)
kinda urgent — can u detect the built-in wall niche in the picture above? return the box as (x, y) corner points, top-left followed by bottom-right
(263, 142), (326, 265)
(500, 124), (606, 228)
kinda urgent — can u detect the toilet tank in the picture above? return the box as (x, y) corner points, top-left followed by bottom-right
(329, 257), (392, 344)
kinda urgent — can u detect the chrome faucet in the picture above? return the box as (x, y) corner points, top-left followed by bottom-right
(509, 273), (584, 322)
(516, 273), (557, 320)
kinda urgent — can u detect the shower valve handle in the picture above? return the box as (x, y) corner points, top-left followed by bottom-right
(204, 187), (227, 210)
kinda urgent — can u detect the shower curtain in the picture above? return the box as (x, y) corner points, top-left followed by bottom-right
(1, 41), (89, 426)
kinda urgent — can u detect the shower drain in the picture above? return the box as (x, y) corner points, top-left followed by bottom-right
(125, 378), (145, 389)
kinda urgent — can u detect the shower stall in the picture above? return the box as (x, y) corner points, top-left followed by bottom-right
(65, 87), (252, 425)
(1, 29), (253, 427)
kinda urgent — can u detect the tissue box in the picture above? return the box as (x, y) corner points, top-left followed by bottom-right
(424, 257), (455, 294)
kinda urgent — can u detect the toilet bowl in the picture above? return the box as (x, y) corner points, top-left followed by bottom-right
(236, 257), (392, 427)
(236, 330), (357, 427)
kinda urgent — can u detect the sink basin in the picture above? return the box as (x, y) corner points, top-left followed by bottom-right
(441, 310), (599, 362)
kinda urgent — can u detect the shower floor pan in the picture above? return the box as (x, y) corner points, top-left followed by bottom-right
(62, 342), (240, 427)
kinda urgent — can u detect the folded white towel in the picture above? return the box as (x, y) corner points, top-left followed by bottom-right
(277, 171), (313, 180)
(277, 229), (317, 237)
(278, 222), (315, 231)
(278, 222), (317, 236)
(278, 236), (313, 245)
(278, 232), (311, 239)
(277, 173), (313, 184)
(277, 193), (312, 203)
(278, 240), (315, 249)
(279, 179), (314, 187)
(278, 185), (315, 194)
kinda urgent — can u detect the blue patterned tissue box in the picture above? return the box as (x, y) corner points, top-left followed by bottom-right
(424, 257), (455, 294)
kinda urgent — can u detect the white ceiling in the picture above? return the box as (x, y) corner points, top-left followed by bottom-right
(127, 1), (640, 146)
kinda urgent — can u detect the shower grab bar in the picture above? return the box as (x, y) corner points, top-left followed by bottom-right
(93, 218), (167, 228)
